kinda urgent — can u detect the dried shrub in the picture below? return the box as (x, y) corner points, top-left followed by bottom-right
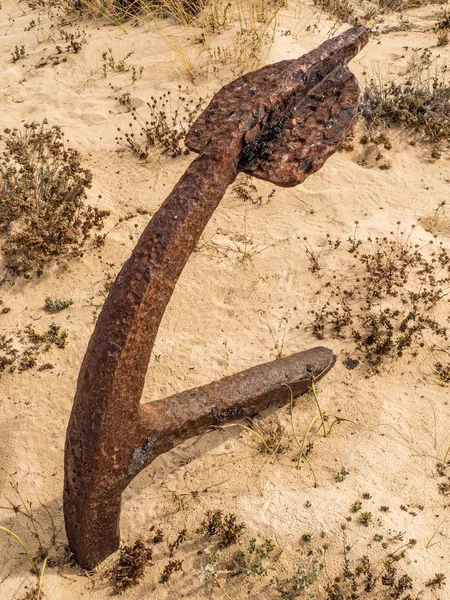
(116, 88), (204, 159)
(360, 52), (450, 144)
(0, 120), (109, 277)
(198, 510), (246, 547)
(232, 175), (275, 206)
(434, 361), (450, 383)
(160, 559), (183, 583)
(90, 0), (203, 21)
(109, 540), (153, 594)
(312, 0), (354, 22)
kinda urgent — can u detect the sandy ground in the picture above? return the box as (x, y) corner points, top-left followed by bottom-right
(0, 0), (449, 598)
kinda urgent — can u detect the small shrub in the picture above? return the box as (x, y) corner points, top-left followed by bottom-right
(198, 509), (246, 547)
(0, 120), (109, 277)
(44, 297), (73, 312)
(360, 52), (450, 144)
(272, 554), (322, 599)
(235, 537), (275, 576)
(160, 559), (182, 583)
(437, 29), (449, 47)
(11, 45), (26, 63)
(335, 466), (350, 482)
(116, 87), (204, 159)
(312, 0), (353, 22)
(426, 572), (446, 589)
(232, 174), (275, 206)
(435, 361), (450, 383)
(101, 48), (143, 83)
(359, 511), (373, 527)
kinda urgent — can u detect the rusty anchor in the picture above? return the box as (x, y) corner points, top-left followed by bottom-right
(64, 25), (369, 569)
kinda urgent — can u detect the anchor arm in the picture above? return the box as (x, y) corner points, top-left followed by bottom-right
(132, 347), (336, 476)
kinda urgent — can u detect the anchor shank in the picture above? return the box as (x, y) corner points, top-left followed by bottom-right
(64, 143), (243, 568)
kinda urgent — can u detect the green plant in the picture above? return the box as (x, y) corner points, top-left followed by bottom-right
(235, 537), (275, 576)
(335, 466), (350, 482)
(0, 525), (38, 574)
(44, 297), (73, 312)
(351, 500), (362, 512)
(272, 554), (323, 599)
(0, 479), (55, 598)
(0, 120), (109, 276)
(359, 511), (373, 526)
(247, 418), (287, 455)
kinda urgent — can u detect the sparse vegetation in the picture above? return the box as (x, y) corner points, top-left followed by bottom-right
(0, 479), (57, 598)
(272, 553), (322, 599)
(101, 47), (143, 83)
(232, 175), (276, 206)
(116, 87), (204, 159)
(308, 224), (449, 369)
(360, 50), (450, 146)
(36, 27), (89, 68)
(235, 537), (275, 576)
(1, 4), (449, 600)
(160, 559), (183, 583)
(0, 322), (68, 374)
(312, 0), (353, 23)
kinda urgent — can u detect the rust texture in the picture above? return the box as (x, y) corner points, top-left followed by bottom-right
(64, 25), (369, 570)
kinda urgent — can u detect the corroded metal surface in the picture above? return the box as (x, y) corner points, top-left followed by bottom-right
(239, 66), (359, 186)
(64, 26), (368, 570)
(186, 26), (367, 186)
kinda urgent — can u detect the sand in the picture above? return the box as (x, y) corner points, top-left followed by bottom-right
(0, 0), (449, 598)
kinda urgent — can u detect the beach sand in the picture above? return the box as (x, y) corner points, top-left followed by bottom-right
(0, 0), (449, 597)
